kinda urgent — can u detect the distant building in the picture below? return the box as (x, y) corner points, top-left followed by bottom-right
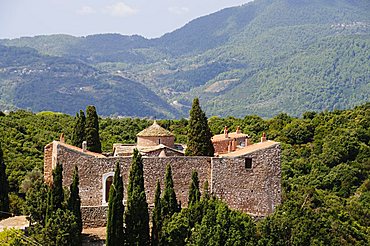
(212, 126), (251, 155)
(44, 123), (281, 228)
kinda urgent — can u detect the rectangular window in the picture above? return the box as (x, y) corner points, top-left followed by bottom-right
(245, 158), (252, 169)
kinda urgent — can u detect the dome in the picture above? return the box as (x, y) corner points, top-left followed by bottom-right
(137, 121), (174, 137)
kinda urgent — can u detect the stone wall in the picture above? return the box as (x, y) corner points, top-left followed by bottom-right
(46, 142), (280, 227)
(56, 144), (211, 208)
(43, 143), (53, 185)
(137, 136), (175, 148)
(81, 206), (108, 228)
(211, 144), (281, 215)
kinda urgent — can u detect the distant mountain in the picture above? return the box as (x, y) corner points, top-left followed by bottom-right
(0, 45), (179, 118)
(1, 0), (369, 117)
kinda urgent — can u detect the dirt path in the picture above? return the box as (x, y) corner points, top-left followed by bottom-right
(82, 227), (106, 246)
(0, 216), (29, 232)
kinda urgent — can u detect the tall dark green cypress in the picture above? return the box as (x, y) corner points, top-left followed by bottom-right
(45, 163), (63, 224)
(52, 163), (64, 211)
(68, 166), (82, 244)
(106, 163), (124, 246)
(161, 164), (179, 219)
(45, 188), (53, 224)
(151, 180), (162, 246)
(188, 170), (200, 207)
(185, 98), (214, 156)
(85, 105), (101, 153)
(125, 149), (150, 245)
(71, 110), (86, 147)
(0, 142), (9, 219)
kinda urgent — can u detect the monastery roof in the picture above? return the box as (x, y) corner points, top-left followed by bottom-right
(113, 144), (183, 156)
(212, 132), (249, 142)
(56, 141), (106, 158)
(219, 140), (279, 157)
(137, 121), (173, 137)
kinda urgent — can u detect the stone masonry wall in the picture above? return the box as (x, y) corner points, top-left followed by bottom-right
(46, 142), (280, 227)
(56, 144), (211, 207)
(43, 143), (53, 185)
(211, 144), (281, 215)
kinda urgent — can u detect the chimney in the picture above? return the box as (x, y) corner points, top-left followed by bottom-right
(82, 141), (87, 152)
(232, 138), (236, 151)
(261, 132), (267, 142)
(224, 126), (228, 138)
(236, 126), (241, 134)
(59, 133), (65, 143)
(245, 137), (252, 146)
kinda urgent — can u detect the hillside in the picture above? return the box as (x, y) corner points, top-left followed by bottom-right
(1, 0), (370, 117)
(0, 45), (179, 118)
(1, 104), (369, 244)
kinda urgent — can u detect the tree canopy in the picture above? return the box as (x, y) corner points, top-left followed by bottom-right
(185, 98), (214, 156)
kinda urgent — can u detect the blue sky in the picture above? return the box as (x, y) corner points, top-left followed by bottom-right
(0, 0), (253, 39)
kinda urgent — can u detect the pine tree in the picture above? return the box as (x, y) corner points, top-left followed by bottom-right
(85, 105), (101, 153)
(185, 98), (214, 156)
(106, 163), (124, 246)
(0, 142), (9, 219)
(68, 166), (82, 244)
(151, 180), (162, 246)
(161, 164), (179, 219)
(125, 149), (150, 245)
(188, 170), (200, 207)
(71, 110), (86, 147)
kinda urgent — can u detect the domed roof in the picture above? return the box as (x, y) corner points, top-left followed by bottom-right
(137, 121), (174, 137)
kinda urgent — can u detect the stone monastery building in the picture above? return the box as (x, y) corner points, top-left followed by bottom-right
(44, 121), (281, 228)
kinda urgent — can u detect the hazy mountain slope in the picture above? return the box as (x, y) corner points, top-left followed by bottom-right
(154, 0), (370, 116)
(0, 45), (179, 118)
(1, 0), (369, 117)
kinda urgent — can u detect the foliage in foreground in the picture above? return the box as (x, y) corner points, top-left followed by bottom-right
(0, 103), (369, 245)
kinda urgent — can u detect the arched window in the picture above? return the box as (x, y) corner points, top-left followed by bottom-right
(105, 176), (113, 202)
(102, 172), (115, 205)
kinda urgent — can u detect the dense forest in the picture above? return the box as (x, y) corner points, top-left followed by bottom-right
(1, 0), (369, 117)
(0, 102), (369, 244)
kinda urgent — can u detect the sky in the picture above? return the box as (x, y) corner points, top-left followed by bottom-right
(0, 0), (253, 39)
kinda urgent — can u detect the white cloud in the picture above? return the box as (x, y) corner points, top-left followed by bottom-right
(104, 2), (137, 17)
(168, 6), (190, 15)
(77, 6), (96, 15)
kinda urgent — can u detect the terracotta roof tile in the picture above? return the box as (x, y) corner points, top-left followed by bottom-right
(136, 121), (173, 137)
(212, 132), (248, 142)
(219, 140), (279, 157)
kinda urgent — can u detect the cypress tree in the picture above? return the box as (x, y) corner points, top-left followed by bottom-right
(45, 162), (64, 224)
(125, 149), (150, 245)
(68, 166), (82, 244)
(85, 105), (101, 153)
(45, 188), (53, 224)
(151, 180), (162, 246)
(52, 163), (64, 211)
(0, 142), (9, 219)
(185, 98), (214, 156)
(188, 170), (200, 207)
(161, 164), (179, 219)
(106, 163), (124, 246)
(71, 110), (86, 147)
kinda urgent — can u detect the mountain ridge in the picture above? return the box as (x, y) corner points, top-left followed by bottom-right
(0, 0), (369, 117)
